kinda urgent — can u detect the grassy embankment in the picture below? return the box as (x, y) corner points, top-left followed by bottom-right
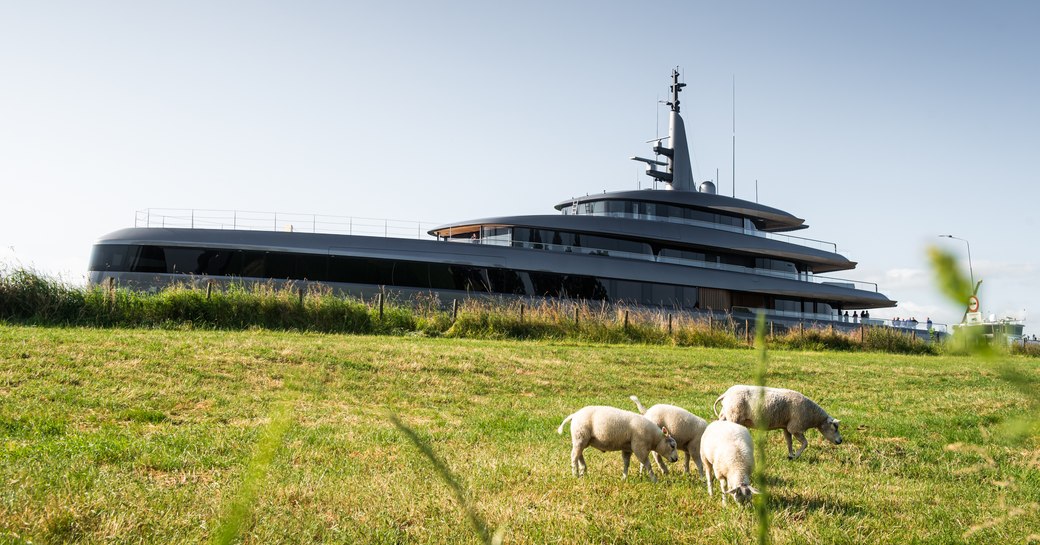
(0, 266), (959, 356)
(1, 325), (1037, 544)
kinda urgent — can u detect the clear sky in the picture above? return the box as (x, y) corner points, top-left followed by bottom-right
(1, 1), (1037, 334)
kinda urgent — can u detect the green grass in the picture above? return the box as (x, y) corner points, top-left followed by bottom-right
(0, 324), (1037, 544)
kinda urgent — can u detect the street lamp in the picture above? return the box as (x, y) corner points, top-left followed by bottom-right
(938, 234), (974, 288)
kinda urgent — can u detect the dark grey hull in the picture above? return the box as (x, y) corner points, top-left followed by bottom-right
(88, 227), (893, 311)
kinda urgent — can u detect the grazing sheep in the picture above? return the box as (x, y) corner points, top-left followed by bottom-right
(699, 420), (759, 505)
(629, 395), (708, 477)
(713, 384), (842, 460)
(557, 405), (678, 482)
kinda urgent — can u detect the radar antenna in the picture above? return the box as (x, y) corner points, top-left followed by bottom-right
(665, 67), (686, 113)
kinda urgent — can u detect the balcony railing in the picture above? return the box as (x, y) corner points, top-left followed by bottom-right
(452, 237), (878, 292)
(565, 210), (839, 253)
(134, 208), (877, 292)
(135, 208), (443, 240)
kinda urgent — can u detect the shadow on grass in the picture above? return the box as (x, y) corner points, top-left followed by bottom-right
(769, 491), (866, 516)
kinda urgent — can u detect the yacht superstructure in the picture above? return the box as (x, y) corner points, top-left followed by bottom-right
(89, 69), (896, 320)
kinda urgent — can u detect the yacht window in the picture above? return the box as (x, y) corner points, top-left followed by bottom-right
(484, 227), (512, 247)
(717, 214), (742, 227)
(660, 248), (707, 262)
(127, 245), (167, 273)
(612, 279), (642, 303)
(755, 258), (798, 274)
(651, 283), (677, 305)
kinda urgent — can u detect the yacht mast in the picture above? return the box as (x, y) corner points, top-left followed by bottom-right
(631, 68), (697, 191)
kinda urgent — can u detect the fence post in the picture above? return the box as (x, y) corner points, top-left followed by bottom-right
(206, 281), (213, 300)
(769, 321), (774, 339)
(745, 319), (750, 345)
(860, 324), (865, 343)
(668, 314), (673, 335)
(708, 315), (713, 330)
(520, 303), (524, 323)
(452, 299), (458, 322)
(299, 287), (305, 307)
(574, 307), (579, 327)
(799, 322), (804, 337)
(624, 310), (629, 329)
(106, 277), (115, 310)
(377, 293), (384, 320)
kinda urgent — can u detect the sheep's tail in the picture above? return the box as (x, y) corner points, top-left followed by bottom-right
(629, 395), (648, 414)
(557, 414), (574, 435)
(712, 393), (726, 419)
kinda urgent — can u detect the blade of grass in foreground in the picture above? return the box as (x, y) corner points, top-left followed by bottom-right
(928, 246), (1040, 539)
(390, 413), (503, 545)
(752, 311), (771, 545)
(209, 401), (293, 545)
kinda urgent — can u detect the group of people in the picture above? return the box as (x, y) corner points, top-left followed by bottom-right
(838, 312), (933, 331)
(840, 310), (870, 323)
(891, 316), (933, 330)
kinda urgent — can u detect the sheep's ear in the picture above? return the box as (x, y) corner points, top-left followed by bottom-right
(748, 485), (760, 495)
(725, 487), (739, 495)
(661, 426), (671, 437)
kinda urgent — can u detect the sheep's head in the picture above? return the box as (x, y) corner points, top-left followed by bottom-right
(819, 417), (843, 444)
(656, 427), (679, 463)
(726, 484), (760, 504)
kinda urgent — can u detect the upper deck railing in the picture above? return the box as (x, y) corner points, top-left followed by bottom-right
(134, 209), (876, 292)
(457, 237), (879, 292)
(562, 210), (839, 253)
(135, 208), (443, 240)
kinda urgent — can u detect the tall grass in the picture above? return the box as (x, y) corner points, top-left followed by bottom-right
(751, 312), (771, 545)
(2, 266), (1032, 357)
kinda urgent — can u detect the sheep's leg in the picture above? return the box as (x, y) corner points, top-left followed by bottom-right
(637, 451), (658, 483)
(703, 458), (714, 496)
(571, 444), (586, 477)
(792, 432), (809, 459)
(653, 451), (669, 474)
(783, 430), (795, 459)
(681, 450), (690, 474)
(691, 448), (705, 478)
(719, 476), (729, 505)
(621, 451), (632, 479)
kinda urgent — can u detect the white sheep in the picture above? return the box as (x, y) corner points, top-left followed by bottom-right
(557, 405), (678, 482)
(699, 420), (759, 504)
(629, 395), (708, 477)
(713, 384), (842, 460)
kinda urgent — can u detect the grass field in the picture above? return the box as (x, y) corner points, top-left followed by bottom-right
(1, 325), (1038, 544)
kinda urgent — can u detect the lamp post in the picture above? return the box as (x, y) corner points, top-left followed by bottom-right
(938, 234), (974, 288)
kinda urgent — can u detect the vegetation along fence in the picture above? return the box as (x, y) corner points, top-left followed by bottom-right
(1, 267), (1034, 357)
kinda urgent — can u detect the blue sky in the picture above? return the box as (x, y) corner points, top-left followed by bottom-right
(1, 1), (1037, 333)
